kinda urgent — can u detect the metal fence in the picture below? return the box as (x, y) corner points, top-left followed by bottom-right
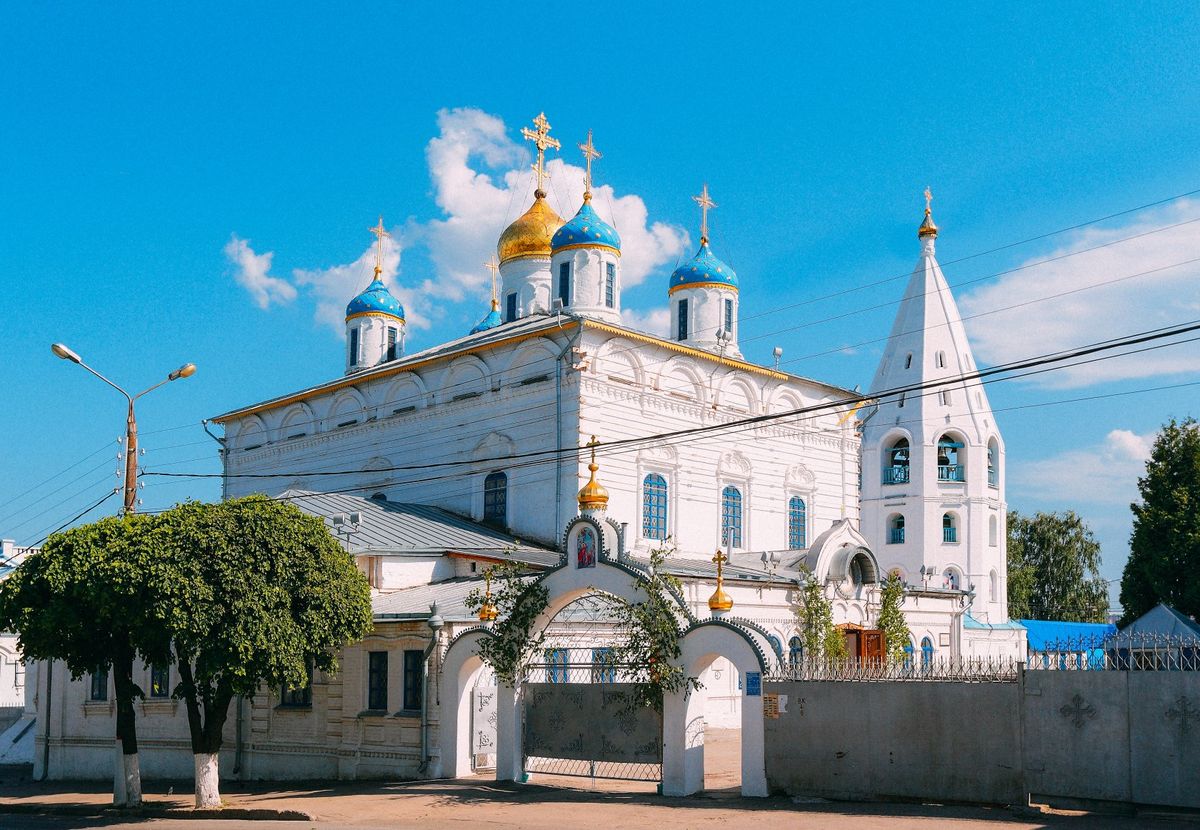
(765, 655), (1020, 683)
(1028, 631), (1200, 672)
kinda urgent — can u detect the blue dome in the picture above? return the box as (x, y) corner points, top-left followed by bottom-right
(551, 199), (621, 253)
(346, 278), (405, 321)
(668, 241), (738, 294)
(470, 303), (503, 335)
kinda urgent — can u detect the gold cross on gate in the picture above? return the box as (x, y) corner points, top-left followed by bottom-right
(521, 112), (561, 196)
(712, 549), (728, 579)
(369, 216), (390, 276)
(578, 129), (602, 197)
(483, 255), (500, 303)
(692, 183), (717, 242)
(924, 186), (934, 214)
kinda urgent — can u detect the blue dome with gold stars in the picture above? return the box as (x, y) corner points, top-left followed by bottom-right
(668, 241), (737, 294)
(551, 199), (621, 253)
(470, 301), (503, 335)
(346, 278), (405, 321)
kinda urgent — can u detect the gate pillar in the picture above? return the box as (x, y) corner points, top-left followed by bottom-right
(495, 681), (523, 781)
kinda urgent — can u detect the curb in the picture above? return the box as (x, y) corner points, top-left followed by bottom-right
(0, 802), (314, 821)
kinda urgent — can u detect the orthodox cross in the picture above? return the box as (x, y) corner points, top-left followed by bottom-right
(369, 216), (389, 277)
(521, 112), (561, 196)
(586, 434), (600, 467)
(484, 255), (500, 307)
(578, 129), (602, 198)
(1167, 695), (1198, 736)
(1059, 693), (1097, 729)
(924, 186), (934, 215)
(692, 183), (717, 242)
(712, 548), (728, 584)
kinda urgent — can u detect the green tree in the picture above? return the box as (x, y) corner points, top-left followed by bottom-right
(796, 578), (846, 660)
(1120, 418), (1200, 625)
(0, 515), (168, 807)
(1006, 510), (1108, 622)
(153, 496), (372, 807)
(465, 557), (549, 687)
(876, 571), (911, 663)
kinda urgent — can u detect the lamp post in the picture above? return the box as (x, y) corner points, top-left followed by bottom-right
(51, 343), (195, 514)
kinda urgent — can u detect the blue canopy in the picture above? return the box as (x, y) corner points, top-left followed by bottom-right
(1020, 619), (1115, 650)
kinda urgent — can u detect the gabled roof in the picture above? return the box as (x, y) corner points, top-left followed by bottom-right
(372, 577), (483, 622)
(1019, 619), (1115, 650)
(1118, 603), (1200, 639)
(281, 489), (554, 557)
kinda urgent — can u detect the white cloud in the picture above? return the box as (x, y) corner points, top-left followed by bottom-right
(223, 235), (296, 309)
(1010, 428), (1154, 508)
(623, 307), (672, 338)
(422, 107), (688, 303)
(292, 233), (432, 334)
(959, 199), (1200, 387)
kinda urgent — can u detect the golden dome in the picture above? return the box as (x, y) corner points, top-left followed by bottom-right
(498, 194), (564, 265)
(577, 435), (609, 511)
(708, 585), (734, 612)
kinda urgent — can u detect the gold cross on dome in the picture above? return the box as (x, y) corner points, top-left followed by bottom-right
(578, 129), (602, 197)
(692, 183), (717, 242)
(586, 434), (600, 466)
(484, 255), (500, 303)
(369, 216), (390, 276)
(924, 186), (934, 214)
(712, 548), (728, 580)
(521, 112), (561, 196)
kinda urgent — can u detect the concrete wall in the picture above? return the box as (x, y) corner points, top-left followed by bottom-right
(764, 679), (1023, 804)
(767, 670), (1200, 810)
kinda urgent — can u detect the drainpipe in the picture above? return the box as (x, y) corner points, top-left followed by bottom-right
(553, 315), (584, 542)
(418, 604), (444, 775)
(201, 420), (227, 501)
(38, 659), (52, 781)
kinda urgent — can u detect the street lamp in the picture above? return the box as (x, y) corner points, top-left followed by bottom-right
(51, 342), (195, 514)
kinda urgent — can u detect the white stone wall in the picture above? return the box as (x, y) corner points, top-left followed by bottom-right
(346, 314), (406, 376)
(550, 246), (621, 324)
(668, 285), (741, 357)
(500, 256), (552, 319)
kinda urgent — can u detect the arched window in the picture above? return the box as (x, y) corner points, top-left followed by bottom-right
(884, 437), (910, 484)
(721, 486), (743, 548)
(888, 514), (905, 544)
(767, 635), (783, 665)
(987, 438), (999, 488)
(789, 636), (803, 667)
(943, 567), (961, 591)
(642, 474), (668, 540)
(942, 512), (958, 543)
(483, 472), (507, 528)
(990, 569), (999, 603)
(937, 436), (965, 482)
(989, 514), (998, 546)
(788, 496), (807, 549)
(921, 637), (934, 668)
(903, 640), (915, 669)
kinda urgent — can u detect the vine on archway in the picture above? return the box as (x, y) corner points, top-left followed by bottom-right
(465, 558), (549, 686)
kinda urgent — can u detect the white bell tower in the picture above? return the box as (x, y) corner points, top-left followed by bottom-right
(860, 190), (1009, 622)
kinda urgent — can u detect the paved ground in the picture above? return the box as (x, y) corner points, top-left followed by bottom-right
(3, 730), (1195, 829)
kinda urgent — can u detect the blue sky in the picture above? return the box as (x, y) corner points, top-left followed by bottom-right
(2, 3), (1198, 607)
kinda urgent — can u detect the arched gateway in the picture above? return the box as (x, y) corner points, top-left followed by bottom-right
(439, 448), (769, 797)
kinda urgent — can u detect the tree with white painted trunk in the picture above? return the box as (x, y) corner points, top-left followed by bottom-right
(155, 496), (372, 808)
(0, 514), (170, 807)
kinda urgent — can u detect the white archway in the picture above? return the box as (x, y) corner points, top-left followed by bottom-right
(437, 628), (493, 780)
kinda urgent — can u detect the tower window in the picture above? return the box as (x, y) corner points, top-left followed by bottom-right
(349, 327), (360, 367)
(483, 471), (507, 528)
(505, 292), (518, 322)
(888, 514), (905, 544)
(936, 351), (947, 368)
(721, 485), (743, 548)
(937, 436), (965, 481)
(943, 512), (958, 544)
(677, 298), (689, 341)
(788, 496), (807, 549)
(724, 298), (733, 336)
(558, 262), (570, 305)
(904, 353), (913, 369)
(605, 263), (616, 308)
(642, 473), (668, 540)
(386, 327), (398, 361)
(884, 437), (910, 484)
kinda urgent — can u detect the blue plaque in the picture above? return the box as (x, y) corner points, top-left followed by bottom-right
(745, 671), (761, 697)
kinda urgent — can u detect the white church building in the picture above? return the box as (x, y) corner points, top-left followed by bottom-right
(31, 114), (1024, 789)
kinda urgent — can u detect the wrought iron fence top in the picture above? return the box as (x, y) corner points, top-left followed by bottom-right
(764, 655), (1019, 683)
(1029, 630), (1200, 672)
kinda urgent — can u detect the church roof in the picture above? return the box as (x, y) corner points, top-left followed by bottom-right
(669, 240), (738, 295)
(346, 278), (405, 321)
(281, 489), (554, 557)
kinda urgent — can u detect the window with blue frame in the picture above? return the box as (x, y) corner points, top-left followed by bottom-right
(788, 497), (807, 549)
(385, 327), (398, 361)
(545, 648), (569, 683)
(920, 637), (934, 669)
(721, 486), (743, 548)
(558, 262), (570, 305)
(89, 668), (108, 702)
(591, 647), (615, 683)
(483, 471), (507, 528)
(723, 298), (733, 335)
(505, 292), (518, 322)
(642, 474), (668, 540)
(767, 635), (783, 665)
(788, 636), (803, 667)
(884, 437), (910, 484)
(888, 514), (905, 544)
(348, 327), (360, 367)
(677, 298), (689, 341)
(903, 641), (915, 670)
(937, 436), (965, 481)
(605, 263), (616, 308)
